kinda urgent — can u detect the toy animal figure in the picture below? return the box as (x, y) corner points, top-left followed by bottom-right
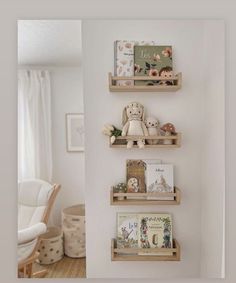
(145, 116), (160, 145)
(161, 123), (176, 145)
(122, 102), (148, 149)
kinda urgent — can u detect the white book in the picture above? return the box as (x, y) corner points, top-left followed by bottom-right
(145, 163), (174, 200)
(114, 40), (155, 86)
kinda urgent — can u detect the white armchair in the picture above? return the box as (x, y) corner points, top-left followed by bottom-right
(18, 179), (60, 278)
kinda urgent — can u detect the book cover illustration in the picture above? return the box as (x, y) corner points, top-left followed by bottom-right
(126, 160), (146, 199)
(117, 213), (139, 249)
(134, 45), (173, 86)
(138, 213), (173, 255)
(114, 40), (155, 86)
(145, 163), (174, 200)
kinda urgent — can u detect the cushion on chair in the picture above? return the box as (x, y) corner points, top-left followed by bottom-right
(18, 222), (47, 245)
(18, 179), (53, 230)
(18, 238), (38, 263)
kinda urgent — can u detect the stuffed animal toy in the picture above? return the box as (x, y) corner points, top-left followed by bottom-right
(122, 102), (148, 149)
(161, 123), (176, 145)
(145, 116), (160, 145)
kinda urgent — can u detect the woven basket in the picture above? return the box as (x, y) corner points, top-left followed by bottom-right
(37, 227), (63, 265)
(62, 204), (85, 258)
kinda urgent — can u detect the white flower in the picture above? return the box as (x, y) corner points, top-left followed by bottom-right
(102, 127), (112, 136)
(110, 135), (116, 144)
(105, 124), (114, 131)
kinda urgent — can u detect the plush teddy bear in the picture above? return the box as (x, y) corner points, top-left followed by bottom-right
(122, 102), (148, 149)
(145, 116), (160, 145)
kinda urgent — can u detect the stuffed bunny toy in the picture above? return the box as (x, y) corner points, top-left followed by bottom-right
(145, 116), (160, 145)
(122, 102), (148, 149)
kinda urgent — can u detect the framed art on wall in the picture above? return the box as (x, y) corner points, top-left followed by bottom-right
(66, 113), (84, 152)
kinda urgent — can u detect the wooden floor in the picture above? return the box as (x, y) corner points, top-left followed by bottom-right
(33, 256), (86, 278)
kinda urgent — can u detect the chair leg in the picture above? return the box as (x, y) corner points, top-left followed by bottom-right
(18, 263), (47, 278)
(23, 265), (27, 277)
(18, 268), (24, 278)
(32, 269), (48, 278)
(27, 263), (33, 278)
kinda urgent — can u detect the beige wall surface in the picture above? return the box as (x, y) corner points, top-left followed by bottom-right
(0, 0), (235, 283)
(83, 19), (224, 279)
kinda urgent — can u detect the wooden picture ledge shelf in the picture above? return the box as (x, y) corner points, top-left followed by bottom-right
(109, 72), (182, 92)
(109, 133), (181, 148)
(110, 187), (181, 205)
(111, 239), (180, 261)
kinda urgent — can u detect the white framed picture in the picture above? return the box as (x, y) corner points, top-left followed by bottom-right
(66, 113), (84, 152)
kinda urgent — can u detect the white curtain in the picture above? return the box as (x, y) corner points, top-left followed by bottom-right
(18, 70), (52, 182)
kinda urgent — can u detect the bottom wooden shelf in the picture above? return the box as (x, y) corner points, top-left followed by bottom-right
(111, 238), (180, 261)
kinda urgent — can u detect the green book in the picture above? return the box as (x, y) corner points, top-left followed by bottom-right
(134, 45), (173, 86)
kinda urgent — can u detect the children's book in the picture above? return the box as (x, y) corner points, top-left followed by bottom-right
(134, 45), (173, 86)
(114, 40), (155, 86)
(138, 213), (173, 255)
(126, 159), (146, 199)
(117, 213), (139, 249)
(145, 163), (174, 200)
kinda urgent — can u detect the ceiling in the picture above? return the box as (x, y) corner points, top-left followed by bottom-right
(18, 20), (82, 66)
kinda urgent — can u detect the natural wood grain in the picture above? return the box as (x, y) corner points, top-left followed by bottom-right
(110, 187), (181, 205)
(110, 73), (180, 81)
(113, 135), (179, 140)
(108, 72), (182, 92)
(111, 239), (180, 261)
(109, 133), (182, 148)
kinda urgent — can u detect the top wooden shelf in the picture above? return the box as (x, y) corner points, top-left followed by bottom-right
(108, 72), (182, 92)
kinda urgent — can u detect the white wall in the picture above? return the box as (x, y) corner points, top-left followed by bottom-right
(83, 20), (224, 279)
(50, 67), (85, 226)
(200, 21), (225, 278)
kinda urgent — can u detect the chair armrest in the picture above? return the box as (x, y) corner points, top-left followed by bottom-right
(18, 222), (47, 245)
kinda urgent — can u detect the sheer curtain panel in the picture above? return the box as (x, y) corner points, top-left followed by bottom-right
(18, 70), (52, 182)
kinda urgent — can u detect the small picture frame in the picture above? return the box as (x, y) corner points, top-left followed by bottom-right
(66, 113), (84, 152)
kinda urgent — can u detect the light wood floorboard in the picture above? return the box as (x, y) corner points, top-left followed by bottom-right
(33, 256), (86, 278)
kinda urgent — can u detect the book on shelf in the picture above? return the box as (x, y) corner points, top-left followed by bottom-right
(116, 213), (173, 256)
(134, 45), (173, 86)
(117, 213), (139, 249)
(126, 159), (146, 199)
(145, 163), (174, 200)
(114, 40), (155, 86)
(138, 213), (173, 255)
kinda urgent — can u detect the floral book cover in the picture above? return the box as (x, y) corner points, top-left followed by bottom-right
(138, 213), (173, 255)
(126, 159), (146, 199)
(145, 163), (174, 200)
(117, 213), (139, 249)
(114, 40), (155, 86)
(134, 45), (173, 86)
